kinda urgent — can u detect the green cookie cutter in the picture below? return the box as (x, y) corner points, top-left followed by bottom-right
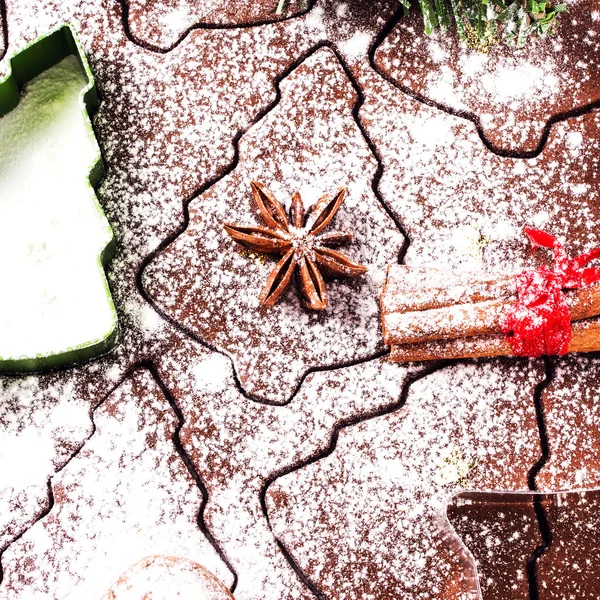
(0, 24), (118, 372)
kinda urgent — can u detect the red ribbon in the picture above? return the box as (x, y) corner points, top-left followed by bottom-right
(502, 228), (600, 357)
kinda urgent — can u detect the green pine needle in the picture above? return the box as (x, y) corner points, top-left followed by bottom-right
(276, 0), (308, 15)
(404, 0), (566, 49)
(275, 0), (287, 15)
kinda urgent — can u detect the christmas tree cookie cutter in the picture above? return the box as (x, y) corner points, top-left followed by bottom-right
(0, 24), (118, 372)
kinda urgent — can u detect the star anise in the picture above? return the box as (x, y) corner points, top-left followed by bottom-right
(223, 181), (368, 310)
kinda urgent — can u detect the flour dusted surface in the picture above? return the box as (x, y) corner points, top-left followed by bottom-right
(100, 556), (234, 599)
(0, 370), (232, 600)
(374, 0), (600, 153)
(267, 360), (544, 599)
(0, 1), (598, 599)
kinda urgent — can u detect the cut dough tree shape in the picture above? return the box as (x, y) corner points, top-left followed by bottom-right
(154, 336), (417, 600)
(359, 59), (600, 275)
(142, 48), (404, 404)
(265, 360), (544, 599)
(0, 26), (117, 372)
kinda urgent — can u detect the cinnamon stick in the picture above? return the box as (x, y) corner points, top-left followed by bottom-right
(381, 265), (517, 314)
(390, 318), (600, 362)
(382, 274), (600, 346)
(382, 299), (509, 346)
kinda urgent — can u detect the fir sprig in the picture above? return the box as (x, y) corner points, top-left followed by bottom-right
(399, 0), (566, 48)
(275, 0), (566, 49)
(399, 0), (567, 51)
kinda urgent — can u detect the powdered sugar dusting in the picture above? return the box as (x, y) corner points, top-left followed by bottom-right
(267, 360), (544, 599)
(155, 335), (416, 599)
(0, 370), (232, 599)
(374, 0), (600, 153)
(359, 69), (600, 275)
(427, 51), (560, 109)
(0, 372), (95, 552)
(143, 48), (404, 403)
(127, 0), (311, 49)
(537, 354), (600, 491)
